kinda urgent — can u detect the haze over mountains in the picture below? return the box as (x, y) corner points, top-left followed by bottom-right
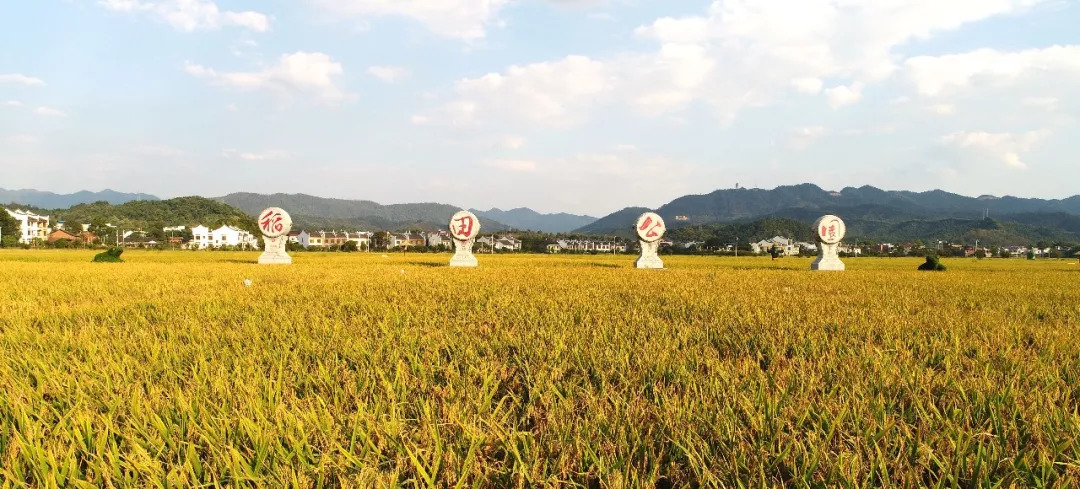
(0, 188), (159, 209)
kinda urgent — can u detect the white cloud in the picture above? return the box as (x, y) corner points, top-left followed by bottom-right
(311, 0), (509, 39)
(791, 77), (824, 95)
(501, 135), (525, 150)
(410, 115), (430, 125)
(485, 158), (537, 173)
(221, 149), (288, 161)
(906, 45), (1080, 96)
(825, 83), (863, 109)
(366, 65), (411, 83)
(4, 134), (41, 145)
(788, 126), (826, 150)
(942, 130), (1050, 170)
(927, 104), (956, 115)
(133, 145), (184, 157)
(429, 55), (611, 126)
(4, 100), (24, 108)
(186, 52), (355, 104)
(0, 74), (45, 86)
(98, 0), (270, 32)
(34, 107), (68, 117)
(1022, 97), (1059, 111)
(426, 0), (1050, 128)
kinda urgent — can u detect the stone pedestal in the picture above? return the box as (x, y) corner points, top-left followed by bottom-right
(258, 235), (292, 265)
(636, 239), (664, 269)
(811, 242), (844, 271)
(257, 207), (293, 265)
(450, 238), (478, 267)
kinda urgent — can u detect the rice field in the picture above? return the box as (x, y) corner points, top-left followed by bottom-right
(1, 249), (1078, 487)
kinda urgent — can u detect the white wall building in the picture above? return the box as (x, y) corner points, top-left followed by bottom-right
(346, 232), (371, 249)
(288, 230), (310, 248)
(188, 224), (259, 250)
(4, 209), (50, 244)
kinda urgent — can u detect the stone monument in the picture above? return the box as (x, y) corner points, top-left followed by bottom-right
(257, 207), (293, 265)
(811, 214), (846, 271)
(635, 212), (666, 269)
(449, 210), (480, 267)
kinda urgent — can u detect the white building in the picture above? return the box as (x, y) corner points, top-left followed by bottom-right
(478, 235), (524, 251)
(4, 209), (50, 244)
(555, 239), (627, 253)
(425, 231), (452, 249)
(288, 230), (310, 248)
(346, 232), (372, 249)
(188, 224), (259, 250)
(751, 236), (800, 256)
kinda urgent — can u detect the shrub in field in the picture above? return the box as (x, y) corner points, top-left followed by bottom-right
(91, 247), (124, 263)
(918, 255), (947, 271)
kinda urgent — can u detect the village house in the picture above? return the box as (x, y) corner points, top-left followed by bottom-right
(288, 231), (309, 248)
(751, 236), (800, 256)
(478, 235), (524, 252)
(4, 209), (50, 244)
(47, 229), (77, 243)
(347, 232), (372, 249)
(320, 232), (349, 248)
(555, 239), (627, 253)
(425, 230), (453, 249)
(188, 225), (259, 250)
(389, 232), (427, 249)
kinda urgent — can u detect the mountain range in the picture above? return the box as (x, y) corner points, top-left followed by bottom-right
(470, 208), (597, 234)
(580, 184), (1080, 245)
(213, 193), (597, 233)
(0, 188), (158, 209)
(5, 185), (1080, 245)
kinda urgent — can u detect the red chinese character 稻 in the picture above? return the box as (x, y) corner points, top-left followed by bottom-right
(261, 210), (284, 233)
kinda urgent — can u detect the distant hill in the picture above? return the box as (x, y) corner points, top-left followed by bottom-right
(0, 188), (158, 208)
(214, 192), (508, 232)
(669, 216), (1080, 247)
(578, 184), (1080, 245)
(19, 197), (256, 234)
(471, 208), (597, 233)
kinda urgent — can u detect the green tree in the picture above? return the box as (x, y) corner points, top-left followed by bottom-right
(0, 209), (19, 247)
(88, 218), (111, 241)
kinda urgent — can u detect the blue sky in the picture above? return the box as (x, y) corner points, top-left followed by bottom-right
(1, 0), (1078, 216)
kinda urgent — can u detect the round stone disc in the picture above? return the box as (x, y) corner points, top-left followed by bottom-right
(449, 210), (481, 241)
(635, 212), (666, 242)
(814, 215), (846, 244)
(258, 207), (292, 238)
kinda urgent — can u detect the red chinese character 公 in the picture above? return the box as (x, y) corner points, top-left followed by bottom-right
(639, 216), (663, 238)
(639, 217), (653, 231)
(453, 216), (474, 238)
(261, 210), (284, 233)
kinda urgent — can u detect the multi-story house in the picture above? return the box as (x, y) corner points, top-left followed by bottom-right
(188, 224), (259, 250)
(346, 232), (372, 249)
(4, 209), (50, 244)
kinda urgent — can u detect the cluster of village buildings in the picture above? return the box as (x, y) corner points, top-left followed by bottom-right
(2, 208), (1069, 257)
